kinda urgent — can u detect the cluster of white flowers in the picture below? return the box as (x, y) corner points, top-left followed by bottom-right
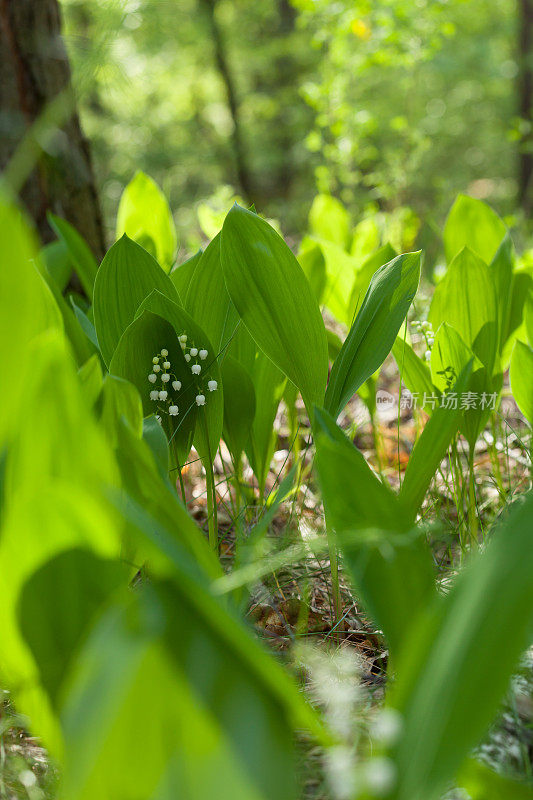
(148, 336), (218, 421)
(177, 333), (217, 407)
(412, 319), (434, 361)
(148, 348), (182, 421)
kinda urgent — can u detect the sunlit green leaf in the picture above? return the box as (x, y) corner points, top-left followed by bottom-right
(48, 212), (99, 296)
(510, 339), (533, 424)
(444, 194), (506, 265)
(185, 233), (240, 357)
(221, 356), (256, 462)
(325, 252), (420, 418)
(429, 247), (498, 375)
(116, 171), (177, 271)
(221, 205), (328, 412)
(93, 235), (179, 366)
(388, 492), (533, 800)
(308, 193), (350, 249)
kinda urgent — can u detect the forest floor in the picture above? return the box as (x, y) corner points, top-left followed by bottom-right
(1, 354), (531, 799)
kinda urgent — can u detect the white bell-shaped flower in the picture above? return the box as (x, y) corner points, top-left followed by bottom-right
(207, 380), (218, 392)
(153, 364), (161, 373)
(199, 349), (208, 360)
(163, 361), (171, 369)
(172, 380), (181, 391)
(161, 373), (170, 382)
(195, 394), (206, 406)
(159, 390), (168, 401)
(191, 364), (201, 375)
(148, 374), (157, 383)
(184, 353), (191, 362)
(161, 348), (168, 357)
(169, 405), (179, 416)
(190, 347), (198, 357)
(150, 390), (159, 401)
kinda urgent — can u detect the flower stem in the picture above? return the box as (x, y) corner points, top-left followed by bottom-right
(468, 443), (478, 546)
(201, 412), (218, 553)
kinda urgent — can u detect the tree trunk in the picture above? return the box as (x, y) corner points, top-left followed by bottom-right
(199, 0), (254, 202)
(518, 0), (533, 214)
(0, 0), (106, 259)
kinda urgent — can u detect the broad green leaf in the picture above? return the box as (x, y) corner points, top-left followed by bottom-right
(489, 234), (514, 352)
(136, 290), (223, 463)
(350, 215), (380, 258)
(98, 374), (143, 446)
(78, 354), (103, 407)
(502, 272), (533, 365)
(444, 195), (506, 265)
(143, 416), (170, 479)
(510, 339), (533, 424)
(430, 322), (493, 447)
(38, 263), (93, 365)
(114, 421), (221, 579)
(70, 296), (99, 349)
(388, 492), (533, 800)
(221, 356), (256, 462)
(325, 252), (420, 418)
(430, 323), (478, 393)
(297, 238), (326, 303)
(339, 527), (437, 662)
(48, 212), (99, 296)
(221, 205), (328, 411)
(457, 759), (533, 800)
(60, 570), (321, 800)
(525, 288), (533, 345)
(170, 249), (201, 299)
(392, 336), (436, 407)
(6, 334), (116, 498)
(93, 235), (179, 366)
(60, 590), (283, 800)
(347, 242), (397, 322)
(314, 409), (408, 533)
(18, 549), (127, 707)
(116, 171), (177, 271)
(0, 195), (62, 425)
(326, 328), (343, 362)
(245, 349), (286, 494)
(185, 234), (240, 357)
(399, 361), (473, 520)
(40, 239), (72, 292)
(0, 486), (121, 756)
(109, 310), (196, 464)
(314, 409), (434, 658)
(308, 193), (350, 249)
(429, 247), (498, 375)
(317, 239), (358, 323)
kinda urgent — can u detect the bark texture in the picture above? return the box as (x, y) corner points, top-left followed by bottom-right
(0, 0), (106, 257)
(518, 0), (533, 214)
(199, 0), (254, 202)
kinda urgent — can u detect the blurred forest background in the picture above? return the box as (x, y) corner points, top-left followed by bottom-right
(3, 0), (533, 259)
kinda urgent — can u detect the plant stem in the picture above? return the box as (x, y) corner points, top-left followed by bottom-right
(490, 413), (504, 497)
(468, 444), (478, 546)
(177, 466), (186, 503)
(201, 412), (218, 553)
(371, 411), (383, 474)
(327, 529), (342, 638)
(171, 440), (187, 503)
